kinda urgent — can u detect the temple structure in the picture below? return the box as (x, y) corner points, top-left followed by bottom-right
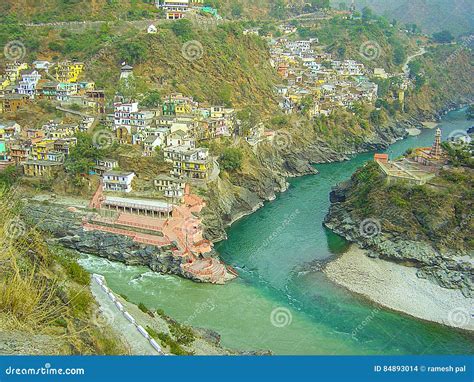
(84, 182), (236, 284)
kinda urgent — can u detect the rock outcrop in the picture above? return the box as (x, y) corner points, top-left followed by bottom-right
(203, 121), (408, 242)
(25, 204), (215, 283)
(324, 169), (474, 297)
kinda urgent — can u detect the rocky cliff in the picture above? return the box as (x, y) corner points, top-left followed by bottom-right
(324, 161), (474, 297)
(202, 120), (408, 242)
(25, 204), (208, 283)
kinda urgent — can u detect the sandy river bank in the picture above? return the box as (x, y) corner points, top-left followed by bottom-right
(324, 245), (474, 331)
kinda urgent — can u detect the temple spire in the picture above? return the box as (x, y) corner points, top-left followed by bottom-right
(430, 128), (442, 158)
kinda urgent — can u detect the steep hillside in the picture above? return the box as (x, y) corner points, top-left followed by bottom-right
(0, 18), (279, 113)
(0, 0), (158, 22)
(333, 0), (474, 36)
(0, 183), (128, 355)
(324, 158), (474, 297)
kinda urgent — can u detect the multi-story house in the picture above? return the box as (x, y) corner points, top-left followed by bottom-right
(102, 171), (135, 193)
(114, 102), (154, 133)
(154, 174), (186, 202)
(9, 144), (30, 164)
(17, 70), (41, 98)
(95, 158), (119, 175)
(32, 140), (55, 160)
(166, 130), (195, 148)
(1, 94), (29, 113)
(85, 89), (106, 114)
(46, 151), (65, 163)
(5, 62), (28, 82)
(32, 60), (52, 70)
(54, 61), (84, 83)
(157, 0), (189, 19)
(164, 146), (210, 180)
(53, 138), (77, 157)
(37, 81), (59, 99)
(23, 160), (63, 177)
(56, 82), (78, 102)
(0, 75), (11, 91)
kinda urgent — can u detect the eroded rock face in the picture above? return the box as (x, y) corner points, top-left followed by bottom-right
(203, 123), (407, 242)
(324, 181), (474, 297)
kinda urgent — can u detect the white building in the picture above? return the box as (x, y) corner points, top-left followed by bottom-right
(114, 102), (154, 133)
(102, 171), (135, 193)
(158, 0), (189, 12)
(143, 135), (163, 156)
(120, 64), (134, 80)
(33, 61), (52, 70)
(147, 24), (157, 34)
(17, 70), (41, 98)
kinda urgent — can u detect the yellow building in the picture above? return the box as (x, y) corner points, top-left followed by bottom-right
(0, 75), (11, 91)
(175, 103), (192, 114)
(5, 62), (28, 82)
(54, 61), (84, 83)
(32, 140), (55, 160)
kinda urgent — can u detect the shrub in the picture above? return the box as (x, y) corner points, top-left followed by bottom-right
(219, 148), (243, 172)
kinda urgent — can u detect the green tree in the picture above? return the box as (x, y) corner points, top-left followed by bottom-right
(270, 0), (286, 19)
(141, 90), (162, 108)
(362, 7), (373, 22)
(118, 39), (148, 64)
(65, 133), (103, 175)
(231, 3), (243, 18)
(432, 30), (454, 44)
(219, 148), (243, 172)
(171, 19), (194, 41)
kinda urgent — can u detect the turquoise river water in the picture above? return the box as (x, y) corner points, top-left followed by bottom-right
(79, 108), (474, 355)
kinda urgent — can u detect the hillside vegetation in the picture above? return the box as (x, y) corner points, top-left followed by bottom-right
(337, 160), (473, 254)
(333, 0), (474, 36)
(0, 182), (127, 355)
(0, 0), (159, 23)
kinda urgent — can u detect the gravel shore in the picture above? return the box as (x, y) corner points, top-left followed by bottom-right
(324, 245), (474, 331)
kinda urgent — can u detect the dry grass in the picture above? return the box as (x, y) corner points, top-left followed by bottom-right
(0, 186), (127, 354)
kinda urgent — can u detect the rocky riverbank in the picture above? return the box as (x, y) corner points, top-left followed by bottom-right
(324, 245), (474, 331)
(324, 167), (473, 298)
(24, 203), (216, 283)
(203, 120), (409, 242)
